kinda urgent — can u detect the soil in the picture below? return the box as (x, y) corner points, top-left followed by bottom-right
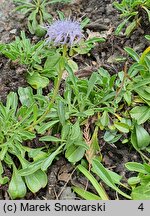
(0, 0), (150, 200)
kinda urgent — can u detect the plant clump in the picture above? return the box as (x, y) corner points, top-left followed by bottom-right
(0, 0), (150, 200)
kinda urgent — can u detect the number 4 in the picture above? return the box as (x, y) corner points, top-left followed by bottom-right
(138, 203), (144, 211)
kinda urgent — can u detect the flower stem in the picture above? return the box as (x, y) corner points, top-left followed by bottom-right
(26, 58), (65, 131)
(63, 44), (67, 57)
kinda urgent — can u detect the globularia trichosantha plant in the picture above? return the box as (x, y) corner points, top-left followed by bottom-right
(0, 19), (106, 199)
(1, 13), (150, 200)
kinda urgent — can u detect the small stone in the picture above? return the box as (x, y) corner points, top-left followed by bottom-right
(106, 4), (114, 15)
(0, 26), (4, 33)
(10, 29), (17, 34)
(103, 18), (111, 24)
(101, 52), (106, 58)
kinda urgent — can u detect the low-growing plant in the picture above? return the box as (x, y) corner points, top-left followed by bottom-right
(1, 7), (150, 199)
(125, 162), (150, 199)
(13, 0), (52, 36)
(0, 31), (51, 88)
(0, 31), (44, 67)
(113, 0), (150, 36)
(0, 90), (47, 198)
(0, 86), (68, 199)
(13, 0), (72, 36)
(0, 19), (105, 90)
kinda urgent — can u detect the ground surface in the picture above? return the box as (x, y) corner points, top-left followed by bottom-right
(0, 0), (150, 200)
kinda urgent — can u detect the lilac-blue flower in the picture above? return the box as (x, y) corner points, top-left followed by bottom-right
(45, 19), (83, 46)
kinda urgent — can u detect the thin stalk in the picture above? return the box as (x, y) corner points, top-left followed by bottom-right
(26, 68), (64, 130)
(25, 49), (66, 130)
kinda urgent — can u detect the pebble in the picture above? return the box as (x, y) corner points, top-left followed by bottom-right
(0, 26), (4, 33)
(106, 4), (115, 15)
(10, 29), (17, 34)
(103, 18), (111, 24)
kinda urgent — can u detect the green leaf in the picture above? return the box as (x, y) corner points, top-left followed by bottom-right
(115, 18), (129, 35)
(0, 162), (9, 185)
(144, 163), (150, 173)
(18, 87), (34, 107)
(114, 122), (130, 133)
(70, 121), (81, 141)
(61, 123), (71, 140)
(17, 103), (34, 125)
(27, 72), (49, 89)
(57, 100), (66, 126)
(86, 72), (98, 98)
(39, 136), (64, 142)
(18, 160), (44, 176)
(35, 25), (46, 37)
(72, 186), (101, 200)
(67, 59), (78, 72)
(104, 131), (116, 142)
(65, 64), (79, 95)
(86, 37), (105, 44)
(57, 10), (65, 20)
(104, 131), (122, 144)
(127, 177), (141, 186)
(36, 120), (59, 134)
(131, 77), (150, 90)
(65, 145), (86, 163)
(135, 125), (150, 149)
(83, 109), (95, 116)
(41, 143), (65, 171)
(74, 140), (89, 149)
(6, 92), (18, 113)
(124, 91), (132, 105)
(91, 126), (100, 153)
(28, 149), (47, 161)
(125, 162), (148, 174)
(0, 175), (9, 185)
(132, 185), (150, 200)
(33, 103), (38, 123)
(124, 47), (140, 62)
(58, 56), (65, 72)
(142, 6), (150, 22)
(100, 111), (109, 127)
(92, 158), (131, 199)
(18, 130), (36, 140)
(107, 169), (122, 184)
(0, 146), (8, 160)
(125, 20), (137, 36)
(134, 88), (150, 105)
(44, 53), (61, 69)
(8, 165), (27, 199)
(80, 17), (90, 28)
(77, 164), (109, 200)
(130, 106), (150, 124)
(92, 159), (116, 188)
(25, 170), (47, 193)
(131, 128), (139, 150)
(145, 35), (150, 40)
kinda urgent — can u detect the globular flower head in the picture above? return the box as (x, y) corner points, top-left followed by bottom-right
(45, 19), (83, 47)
